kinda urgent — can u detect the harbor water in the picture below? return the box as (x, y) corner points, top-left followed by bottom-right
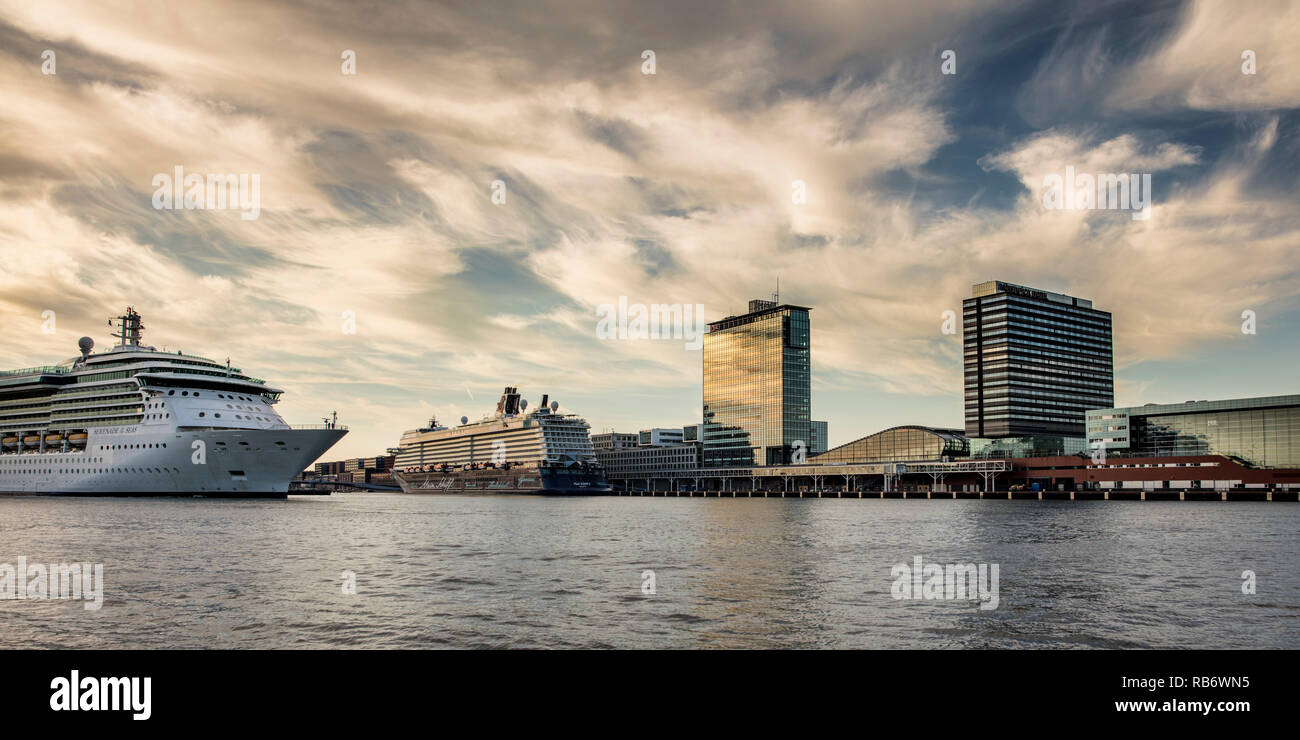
(1, 493), (1296, 649)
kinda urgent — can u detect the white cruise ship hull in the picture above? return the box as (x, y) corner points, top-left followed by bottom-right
(0, 428), (345, 497)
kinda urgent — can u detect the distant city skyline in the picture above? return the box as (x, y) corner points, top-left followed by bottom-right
(1, 0), (1297, 459)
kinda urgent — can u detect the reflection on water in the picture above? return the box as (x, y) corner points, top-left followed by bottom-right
(0, 493), (1296, 649)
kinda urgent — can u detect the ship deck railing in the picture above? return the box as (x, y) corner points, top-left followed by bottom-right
(290, 424), (349, 431)
(0, 365), (68, 377)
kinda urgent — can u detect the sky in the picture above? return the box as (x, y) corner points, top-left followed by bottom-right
(0, 0), (1297, 460)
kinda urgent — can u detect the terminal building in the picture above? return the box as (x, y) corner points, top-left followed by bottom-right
(1086, 395), (1300, 468)
(815, 426), (968, 464)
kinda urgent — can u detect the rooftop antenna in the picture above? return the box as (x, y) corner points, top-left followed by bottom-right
(774, 276), (780, 304)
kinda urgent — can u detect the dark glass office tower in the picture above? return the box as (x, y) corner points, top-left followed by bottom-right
(702, 299), (811, 467)
(963, 281), (1113, 438)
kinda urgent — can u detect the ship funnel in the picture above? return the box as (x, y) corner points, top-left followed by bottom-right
(540, 394), (549, 410)
(495, 386), (522, 415)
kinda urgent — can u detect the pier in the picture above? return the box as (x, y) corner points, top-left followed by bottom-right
(614, 487), (1298, 502)
(606, 458), (1299, 501)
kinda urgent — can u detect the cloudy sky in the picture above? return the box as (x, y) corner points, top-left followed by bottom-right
(1, 0), (1297, 459)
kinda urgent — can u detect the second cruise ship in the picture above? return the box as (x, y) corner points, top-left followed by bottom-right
(392, 387), (611, 494)
(0, 308), (346, 496)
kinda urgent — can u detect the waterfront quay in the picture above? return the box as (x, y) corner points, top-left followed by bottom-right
(618, 487), (1300, 502)
(607, 456), (1300, 502)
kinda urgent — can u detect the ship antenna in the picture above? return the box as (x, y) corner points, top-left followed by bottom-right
(111, 307), (145, 347)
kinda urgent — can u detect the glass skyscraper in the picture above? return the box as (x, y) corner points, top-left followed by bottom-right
(963, 281), (1113, 438)
(702, 299), (811, 467)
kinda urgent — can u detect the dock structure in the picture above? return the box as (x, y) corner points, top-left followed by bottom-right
(616, 487), (1296, 502)
(609, 459), (1009, 496)
(606, 457), (1299, 502)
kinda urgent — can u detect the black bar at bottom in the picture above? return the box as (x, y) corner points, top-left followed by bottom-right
(2, 649), (1287, 727)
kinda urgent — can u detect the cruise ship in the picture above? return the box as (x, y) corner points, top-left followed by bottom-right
(0, 308), (346, 496)
(392, 387), (611, 494)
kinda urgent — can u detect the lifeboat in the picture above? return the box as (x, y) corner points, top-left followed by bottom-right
(1, 436), (17, 450)
(45, 433), (65, 445)
(22, 435), (41, 448)
(67, 432), (88, 446)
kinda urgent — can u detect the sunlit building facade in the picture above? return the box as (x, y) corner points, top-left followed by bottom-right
(702, 299), (811, 466)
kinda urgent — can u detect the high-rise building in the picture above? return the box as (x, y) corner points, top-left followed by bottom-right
(702, 298), (811, 466)
(963, 281), (1113, 438)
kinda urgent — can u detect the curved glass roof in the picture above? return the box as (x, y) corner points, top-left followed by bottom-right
(813, 425), (969, 464)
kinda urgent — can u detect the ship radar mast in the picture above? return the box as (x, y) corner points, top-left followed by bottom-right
(110, 307), (146, 347)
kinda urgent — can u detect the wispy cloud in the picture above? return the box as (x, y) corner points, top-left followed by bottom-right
(0, 0), (1296, 455)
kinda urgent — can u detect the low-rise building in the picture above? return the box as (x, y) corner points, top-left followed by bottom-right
(595, 429), (701, 476)
(592, 432), (638, 450)
(639, 428), (683, 447)
(1087, 394), (1300, 468)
